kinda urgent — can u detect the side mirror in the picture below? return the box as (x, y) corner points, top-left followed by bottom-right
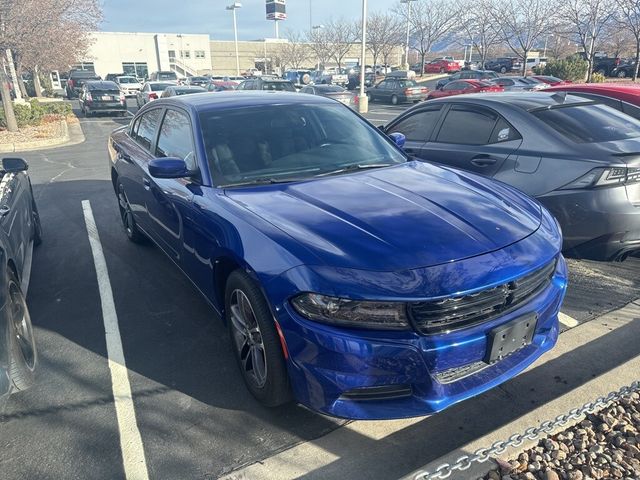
(2, 157), (28, 173)
(388, 132), (406, 148)
(148, 158), (190, 179)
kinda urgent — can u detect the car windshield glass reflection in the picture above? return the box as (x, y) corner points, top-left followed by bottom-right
(200, 104), (406, 187)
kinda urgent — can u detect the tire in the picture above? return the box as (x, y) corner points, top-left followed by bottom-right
(301, 73), (311, 85)
(32, 200), (42, 247)
(7, 270), (37, 391)
(225, 270), (291, 407)
(117, 182), (146, 244)
(367, 91), (373, 102)
(500, 66), (507, 74)
(617, 70), (627, 78)
(439, 68), (445, 73)
(391, 94), (399, 105)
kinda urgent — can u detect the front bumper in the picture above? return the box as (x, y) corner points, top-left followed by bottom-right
(539, 184), (640, 260)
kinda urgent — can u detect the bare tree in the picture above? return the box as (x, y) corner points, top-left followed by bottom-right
(615, 0), (640, 80)
(278, 31), (310, 71)
(366, 12), (404, 69)
(396, 0), (460, 75)
(323, 18), (358, 70)
(492, 0), (557, 75)
(456, 0), (502, 67)
(307, 27), (331, 69)
(560, 0), (616, 81)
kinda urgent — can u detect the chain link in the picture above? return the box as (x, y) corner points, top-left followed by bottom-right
(413, 380), (640, 480)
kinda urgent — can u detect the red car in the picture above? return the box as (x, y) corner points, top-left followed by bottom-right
(424, 59), (460, 74)
(544, 83), (640, 119)
(427, 79), (503, 99)
(530, 75), (572, 86)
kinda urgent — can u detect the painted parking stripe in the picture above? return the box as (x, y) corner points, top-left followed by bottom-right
(82, 200), (150, 480)
(558, 312), (579, 328)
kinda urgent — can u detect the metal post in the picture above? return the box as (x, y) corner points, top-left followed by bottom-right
(274, 20), (279, 39)
(358, 0), (368, 114)
(233, 8), (240, 76)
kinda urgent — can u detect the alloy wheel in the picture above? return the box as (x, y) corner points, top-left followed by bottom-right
(10, 280), (35, 370)
(229, 289), (268, 388)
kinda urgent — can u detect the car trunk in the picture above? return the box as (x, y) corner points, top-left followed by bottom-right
(323, 92), (354, 106)
(90, 89), (121, 105)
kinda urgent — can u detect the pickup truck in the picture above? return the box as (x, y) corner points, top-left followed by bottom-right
(313, 68), (348, 86)
(65, 69), (101, 98)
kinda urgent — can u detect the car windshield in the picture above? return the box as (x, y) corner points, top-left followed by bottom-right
(151, 82), (174, 91)
(262, 82), (295, 91)
(158, 73), (176, 80)
(174, 87), (205, 95)
(200, 103), (406, 187)
(190, 77), (208, 82)
(118, 77), (136, 83)
(532, 103), (640, 143)
(317, 85), (345, 92)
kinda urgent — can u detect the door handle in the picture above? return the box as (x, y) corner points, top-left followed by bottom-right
(143, 178), (151, 190)
(0, 205), (10, 217)
(118, 150), (132, 162)
(470, 155), (498, 167)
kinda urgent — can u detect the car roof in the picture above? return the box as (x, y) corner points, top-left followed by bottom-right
(153, 91), (334, 112)
(425, 91), (592, 111)
(86, 80), (119, 88)
(546, 82), (640, 95)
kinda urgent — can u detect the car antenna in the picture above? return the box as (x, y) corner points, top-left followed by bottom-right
(551, 91), (567, 104)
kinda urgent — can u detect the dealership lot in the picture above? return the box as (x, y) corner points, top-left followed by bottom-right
(0, 100), (638, 480)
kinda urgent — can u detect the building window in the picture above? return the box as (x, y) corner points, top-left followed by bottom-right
(195, 50), (206, 59)
(122, 62), (149, 79)
(72, 62), (95, 72)
(180, 50), (191, 59)
(168, 50), (176, 61)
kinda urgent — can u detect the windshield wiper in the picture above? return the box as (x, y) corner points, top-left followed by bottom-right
(222, 176), (307, 188)
(315, 163), (396, 177)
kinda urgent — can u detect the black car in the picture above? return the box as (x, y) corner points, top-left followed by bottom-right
(347, 72), (376, 90)
(79, 81), (127, 116)
(366, 78), (428, 105)
(237, 78), (296, 92)
(384, 93), (640, 260)
(185, 76), (211, 87)
(611, 62), (637, 78)
(0, 157), (41, 412)
(160, 86), (207, 97)
(484, 57), (520, 74)
(436, 70), (499, 90)
(65, 69), (101, 99)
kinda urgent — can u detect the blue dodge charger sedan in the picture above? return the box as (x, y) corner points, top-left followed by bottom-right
(108, 92), (567, 420)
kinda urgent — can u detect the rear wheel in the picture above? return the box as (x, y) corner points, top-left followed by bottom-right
(226, 270), (291, 407)
(391, 94), (399, 105)
(117, 182), (146, 244)
(7, 270), (37, 391)
(439, 67), (445, 73)
(617, 70), (627, 78)
(500, 66), (507, 74)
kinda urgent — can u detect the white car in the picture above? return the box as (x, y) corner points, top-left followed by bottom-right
(116, 76), (142, 97)
(135, 81), (176, 107)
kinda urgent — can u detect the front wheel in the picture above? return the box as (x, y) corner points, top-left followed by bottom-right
(500, 66), (507, 74)
(7, 270), (37, 392)
(618, 70), (627, 78)
(391, 94), (399, 105)
(226, 270), (291, 407)
(439, 67), (445, 73)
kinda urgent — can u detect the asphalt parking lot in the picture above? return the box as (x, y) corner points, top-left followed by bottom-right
(0, 98), (638, 480)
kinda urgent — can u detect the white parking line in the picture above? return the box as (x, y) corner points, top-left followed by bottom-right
(558, 312), (579, 328)
(82, 200), (150, 480)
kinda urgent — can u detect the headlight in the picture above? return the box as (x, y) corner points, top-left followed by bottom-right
(291, 293), (410, 330)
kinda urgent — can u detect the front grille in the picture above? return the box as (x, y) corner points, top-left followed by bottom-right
(409, 259), (557, 335)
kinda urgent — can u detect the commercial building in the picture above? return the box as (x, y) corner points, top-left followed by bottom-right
(81, 31), (404, 78)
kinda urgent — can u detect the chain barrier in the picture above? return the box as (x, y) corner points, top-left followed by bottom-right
(413, 380), (640, 480)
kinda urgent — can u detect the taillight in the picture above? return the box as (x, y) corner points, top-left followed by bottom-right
(354, 95), (359, 104)
(148, 93), (158, 100)
(404, 88), (411, 95)
(85, 92), (92, 102)
(119, 92), (126, 102)
(560, 167), (639, 189)
(421, 87), (428, 94)
(68, 79), (74, 88)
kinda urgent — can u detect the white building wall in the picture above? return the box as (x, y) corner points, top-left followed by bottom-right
(84, 32), (213, 79)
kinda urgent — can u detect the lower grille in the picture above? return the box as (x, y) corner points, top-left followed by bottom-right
(340, 384), (413, 401)
(409, 259), (557, 335)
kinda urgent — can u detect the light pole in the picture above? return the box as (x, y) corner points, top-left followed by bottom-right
(312, 25), (324, 72)
(400, 0), (417, 70)
(358, 0), (368, 114)
(543, 34), (553, 58)
(226, 2), (242, 76)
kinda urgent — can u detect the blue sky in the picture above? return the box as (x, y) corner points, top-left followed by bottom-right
(102, 0), (396, 40)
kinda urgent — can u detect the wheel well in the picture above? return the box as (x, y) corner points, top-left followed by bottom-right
(7, 259), (19, 283)
(214, 257), (241, 315)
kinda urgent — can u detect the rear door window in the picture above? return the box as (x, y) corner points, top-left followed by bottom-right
(132, 109), (162, 151)
(435, 105), (499, 145)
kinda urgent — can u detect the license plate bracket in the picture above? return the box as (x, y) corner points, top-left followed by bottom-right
(485, 313), (537, 363)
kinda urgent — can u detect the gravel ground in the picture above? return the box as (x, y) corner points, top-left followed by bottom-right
(483, 392), (640, 480)
(0, 115), (67, 144)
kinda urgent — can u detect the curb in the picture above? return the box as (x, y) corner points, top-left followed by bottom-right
(0, 117), (85, 153)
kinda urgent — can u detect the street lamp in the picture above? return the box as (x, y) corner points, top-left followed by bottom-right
(358, 0), (368, 114)
(543, 34), (554, 58)
(312, 24), (324, 71)
(226, 2), (242, 76)
(400, 0), (417, 70)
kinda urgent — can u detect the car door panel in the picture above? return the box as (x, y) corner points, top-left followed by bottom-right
(0, 172), (31, 275)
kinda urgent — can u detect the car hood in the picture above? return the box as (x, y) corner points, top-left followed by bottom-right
(224, 161), (542, 271)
